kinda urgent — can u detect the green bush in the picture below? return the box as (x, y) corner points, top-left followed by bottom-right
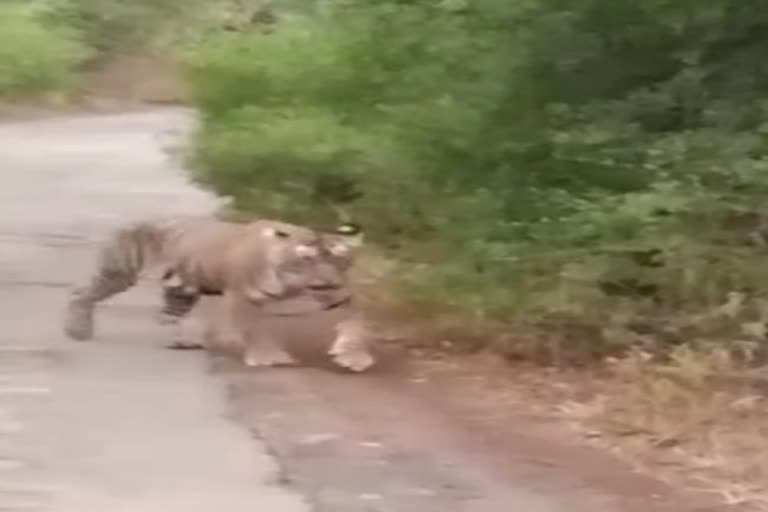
(183, 0), (768, 361)
(0, 3), (91, 97)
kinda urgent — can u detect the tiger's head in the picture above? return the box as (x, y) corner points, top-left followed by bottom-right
(240, 220), (364, 309)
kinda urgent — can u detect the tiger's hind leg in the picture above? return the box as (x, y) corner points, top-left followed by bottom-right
(64, 269), (136, 341)
(159, 277), (205, 350)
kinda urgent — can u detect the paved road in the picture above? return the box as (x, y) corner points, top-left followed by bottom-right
(0, 110), (308, 511)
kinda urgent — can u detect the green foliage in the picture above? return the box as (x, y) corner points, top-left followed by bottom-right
(0, 3), (91, 97)
(45, 0), (215, 54)
(183, 0), (768, 360)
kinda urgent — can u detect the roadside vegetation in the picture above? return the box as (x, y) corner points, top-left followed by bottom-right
(0, 0), (216, 101)
(0, 3), (91, 98)
(181, 1), (768, 505)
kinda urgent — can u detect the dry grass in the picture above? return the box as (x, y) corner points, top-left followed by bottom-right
(558, 344), (768, 510)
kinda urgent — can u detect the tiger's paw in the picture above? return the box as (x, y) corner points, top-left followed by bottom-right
(330, 348), (375, 373)
(243, 347), (298, 368)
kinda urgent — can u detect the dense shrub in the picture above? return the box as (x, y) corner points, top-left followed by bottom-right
(0, 3), (91, 97)
(183, 0), (768, 360)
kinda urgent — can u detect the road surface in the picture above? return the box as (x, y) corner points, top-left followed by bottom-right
(0, 109), (711, 511)
(0, 110), (307, 511)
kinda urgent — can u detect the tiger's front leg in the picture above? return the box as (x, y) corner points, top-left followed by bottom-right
(327, 309), (375, 372)
(227, 291), (298, 368)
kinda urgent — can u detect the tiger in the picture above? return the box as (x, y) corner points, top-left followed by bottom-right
(63, 215), (375, 372)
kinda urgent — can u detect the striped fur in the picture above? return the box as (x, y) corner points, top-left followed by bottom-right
(63, 216), (375, 371)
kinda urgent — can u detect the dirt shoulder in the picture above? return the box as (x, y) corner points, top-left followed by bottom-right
(217, 338), (726, 512)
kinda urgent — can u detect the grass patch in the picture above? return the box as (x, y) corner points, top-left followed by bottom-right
(0, 3), (91, 98)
